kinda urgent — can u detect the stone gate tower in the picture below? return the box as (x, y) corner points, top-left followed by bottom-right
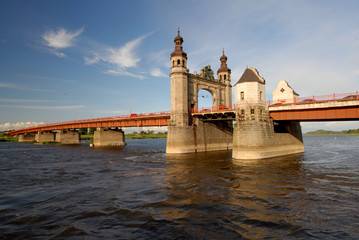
(166, 30), (233, 153)
(232, 68), (304, 159)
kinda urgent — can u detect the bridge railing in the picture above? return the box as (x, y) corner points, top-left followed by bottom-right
(9, 111), (171, 133)
(192, 105), (236, 114)
(268, 91), (359, 107)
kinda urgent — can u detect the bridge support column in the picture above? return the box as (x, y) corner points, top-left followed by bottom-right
(35, 131), (55, 142)
(166, 120), (232, 153)
(55, 130), (80, 144)
(93, 128), (126, 147)
(18, 133), (36, 143)
(233, 119), (304, 160)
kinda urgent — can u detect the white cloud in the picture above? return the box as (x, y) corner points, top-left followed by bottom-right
(42, 27), (84, 57)
(105, 69), (145, 80)
(84, 54), (100, 65)
(150, 68), (167, 77)
(84, 33), (150, 79)
(0, 121), (44, 131)
(0, 105), (84, 110)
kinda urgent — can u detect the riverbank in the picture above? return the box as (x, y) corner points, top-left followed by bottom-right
(305, 129), (359, 136)
(0, 133), (18, 142)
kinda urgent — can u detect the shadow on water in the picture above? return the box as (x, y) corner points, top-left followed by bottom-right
(159, 151), (315, 239)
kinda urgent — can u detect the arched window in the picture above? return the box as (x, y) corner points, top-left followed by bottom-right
(183, 60), (185, 67)
(177, 59), (180, 66)
(224, 75), (226, 80)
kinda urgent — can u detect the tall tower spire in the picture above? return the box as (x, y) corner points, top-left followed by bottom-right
(217, 49), (232, 106)
(171, 28), (187, 59)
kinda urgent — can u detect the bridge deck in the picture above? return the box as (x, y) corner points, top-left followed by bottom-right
(8, 92), (359, 135)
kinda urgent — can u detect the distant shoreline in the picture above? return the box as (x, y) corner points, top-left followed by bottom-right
(304, 129), (359, 136)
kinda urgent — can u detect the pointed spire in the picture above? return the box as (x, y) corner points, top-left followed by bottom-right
(171, 28), (187, 58)
(217, 49), (231, 74)
(174, 28), (183, 43)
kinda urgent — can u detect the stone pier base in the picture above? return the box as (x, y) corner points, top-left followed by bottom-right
(166, 120), (232, 154)
(55, 130), (80, 144)
(18, 133), (36, 143)
(93, 128), (126, 147)
(233, 120), (304, 159)
(35, 131), (55, 142)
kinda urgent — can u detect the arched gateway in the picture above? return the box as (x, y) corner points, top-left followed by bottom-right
(166, 30), (233, 153)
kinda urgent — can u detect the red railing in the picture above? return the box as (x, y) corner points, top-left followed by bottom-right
(192, 105), (236, 114)
(9, 111), (170, 134)
(192, 91), (359, 114)
(268, 91), (359, 107)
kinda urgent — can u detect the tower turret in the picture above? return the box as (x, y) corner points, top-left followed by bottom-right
(217, 50), (231, 84)
(169, 29), (189, 127)
(217, 50), (232, 106)
(171, 29), (187, 70)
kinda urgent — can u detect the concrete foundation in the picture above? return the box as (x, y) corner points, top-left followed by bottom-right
(233, 120), (304, 159)
(35, 131), (55, 142)
(18, 133), (36, 143)
(93, 128), (126, 147)
(166, 120), (232, 153)
(55, 130), (80, 144)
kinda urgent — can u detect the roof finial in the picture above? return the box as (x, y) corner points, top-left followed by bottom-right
(178, 27), (180, 35)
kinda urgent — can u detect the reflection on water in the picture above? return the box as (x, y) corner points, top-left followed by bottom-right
(0, 136), (358, 239)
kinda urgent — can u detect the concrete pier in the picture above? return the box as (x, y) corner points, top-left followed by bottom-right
(93, 128), (126, 147)
(35, 131), (55, 142)
(55, 130), (80, 144)
(167, 120), (232, 153)
(18, 133), (36, 143)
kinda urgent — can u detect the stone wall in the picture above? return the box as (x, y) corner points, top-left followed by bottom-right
(18, 133), (36, 142)
(166, 120), (232, 153)
(233, 120), (304, 159)
(55, 130), (80, 144)
(35, 131), (55, 142)
(93, 128), (126, 147)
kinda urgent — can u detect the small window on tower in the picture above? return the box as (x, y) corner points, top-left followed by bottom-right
(241, 92), (244, 100)
(260, 91), (263, 100)
(177, 59), (180, 66)
(224, 75), (226, 80)
(183, 60), (185, 67)
(251, 109), (255, 114)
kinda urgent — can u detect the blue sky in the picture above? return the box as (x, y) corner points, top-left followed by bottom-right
(0, 0), (358, 132)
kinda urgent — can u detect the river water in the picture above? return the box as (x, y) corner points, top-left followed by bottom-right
(0, 136), (358, 239)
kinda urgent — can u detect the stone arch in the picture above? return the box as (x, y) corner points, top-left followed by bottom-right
(197, 88), (214, 111)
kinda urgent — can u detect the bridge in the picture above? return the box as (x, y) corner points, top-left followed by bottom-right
(7, 30), (359, 159)
(193, 91), (359, 122)
(9, 92), (359, 136)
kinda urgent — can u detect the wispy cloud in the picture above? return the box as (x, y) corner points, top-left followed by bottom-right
(0, 105), (84, 110)
(0, 82), (16, 88)
(150, 68), (167, 77)
(84, 33), (151, 79)
(42, 27), (84, 57)
(0, 82), (54, 92)
(0, 98), (71, 103)
(0, 121), (44, 131)
(17, 74), (77, 83)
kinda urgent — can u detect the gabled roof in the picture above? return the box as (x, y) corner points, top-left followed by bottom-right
(235, 67), (265, 85)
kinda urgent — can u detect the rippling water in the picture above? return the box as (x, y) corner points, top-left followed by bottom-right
(0, 136), (358, 239)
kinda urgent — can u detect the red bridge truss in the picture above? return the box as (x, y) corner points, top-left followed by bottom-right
(8, 92), (359, 135)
